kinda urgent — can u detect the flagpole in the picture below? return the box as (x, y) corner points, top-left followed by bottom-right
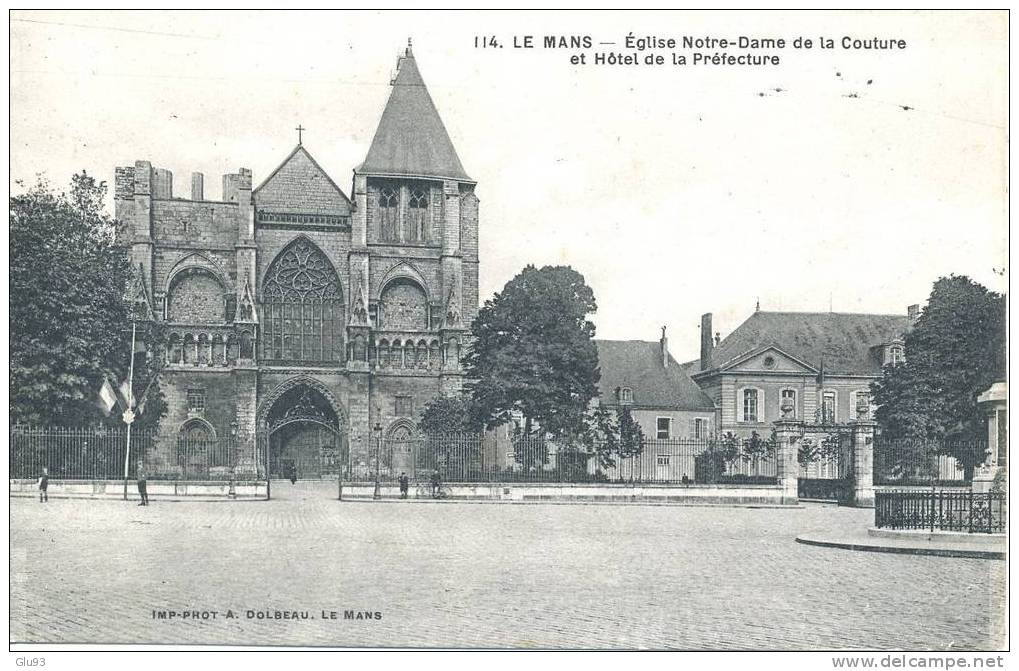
(123, 321), (137, 501)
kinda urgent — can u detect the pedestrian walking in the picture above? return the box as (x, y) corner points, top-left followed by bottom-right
(430, 470), (442, 499)
(38, 467), (48, 503)
(398, 472), (409, 499)
(136, 462), (149, 506)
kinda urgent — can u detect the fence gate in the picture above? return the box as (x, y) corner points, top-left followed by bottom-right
(797, 427), (854, 503)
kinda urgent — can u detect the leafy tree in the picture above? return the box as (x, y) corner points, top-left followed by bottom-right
(579, 406), (618, 469)
(616, 407), (646, 460)
(10, 173), (165, 428)
(872, 275), (1004, 471)
(418, 393), (480, 434)
(465, 264), (600, 439)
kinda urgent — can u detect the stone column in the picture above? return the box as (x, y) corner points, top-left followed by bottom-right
(772, 418), (802, 504)
(849, 411), (876, 507)
(974, 382), (1007, 493)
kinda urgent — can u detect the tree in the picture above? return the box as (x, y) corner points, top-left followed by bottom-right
(872, 275), (1005, 471)
(10, 173), (165, 428)
(615, 407), (646, 460)
(465, 265), (600, 439)
(418, 393), (480, 434)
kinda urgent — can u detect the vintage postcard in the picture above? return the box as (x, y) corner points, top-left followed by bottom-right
(7, 9), (1008, 660)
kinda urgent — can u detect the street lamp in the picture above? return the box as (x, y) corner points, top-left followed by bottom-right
(373, 422), (383, 500)
(229, 421), (238, 498)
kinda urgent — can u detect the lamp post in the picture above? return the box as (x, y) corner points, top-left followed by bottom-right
(229, 421), (238, 498)
(373, 422), (383, 500)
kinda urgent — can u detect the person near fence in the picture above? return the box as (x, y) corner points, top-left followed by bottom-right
(136, 463), (149, 506)
(430, 470), (441, 498)
(38, 467), (48, 503)
(398, 472), (409, 499)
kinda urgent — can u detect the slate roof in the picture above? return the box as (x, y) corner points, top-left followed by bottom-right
(596, 340), (716, 411)
(357, 46), (472, 182)
(253, 145), (351, 215)
(692, 311), (911, 377)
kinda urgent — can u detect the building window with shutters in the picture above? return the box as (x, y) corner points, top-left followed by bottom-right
(694, 417), (708, 439)
(780, 388), (797, 418)
(850, 389), (871, 420)
(740, 388), (760, 423)
(821, 390), (837, 424)
(656, 417), (672, 440)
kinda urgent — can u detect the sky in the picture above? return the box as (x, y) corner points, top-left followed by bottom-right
(9, 10), (1008, 362)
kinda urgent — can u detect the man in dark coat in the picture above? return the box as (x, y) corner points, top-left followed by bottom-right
(398, 472), (409, 499)
(38, 467), (48, 503)
(136, 463), (149, 506)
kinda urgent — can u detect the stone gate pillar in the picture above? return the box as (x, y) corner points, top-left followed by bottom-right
(849, 404), (876, 507)
(773, 415), (802, 504)
(974, 381), (1007, 493)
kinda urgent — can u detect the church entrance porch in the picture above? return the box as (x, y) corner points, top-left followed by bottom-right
(261, 384), (346, 481)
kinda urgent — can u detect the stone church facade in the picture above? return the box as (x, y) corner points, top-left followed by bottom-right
(114, 45), (479, 477)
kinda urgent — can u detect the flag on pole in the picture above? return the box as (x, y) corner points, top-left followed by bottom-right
(118, 378), (135, 410)
(97, 377), (119, 417)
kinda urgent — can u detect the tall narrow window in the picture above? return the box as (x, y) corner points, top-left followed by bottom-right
(742, 389), (759, 423)
(656, 417), (672, 440)
(379, 186), (399, 241)
(822, 391), (837, 424)
(261, 239), (344, 364)
(781, 389), (797, 418)
(694, 418), (708, 439)
(407, 187), (429, 242)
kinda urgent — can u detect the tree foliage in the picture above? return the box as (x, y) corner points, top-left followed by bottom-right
(10, 173), (165, 428)
(872, 275), (1004, 468)
(464, 265), (600, 439)
(418, 393), (481, 434)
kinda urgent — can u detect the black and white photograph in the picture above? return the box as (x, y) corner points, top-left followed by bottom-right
(7, 9), (1009, 659)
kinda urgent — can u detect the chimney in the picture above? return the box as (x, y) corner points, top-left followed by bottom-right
(700, 313), (713, 371)
(660, 325), (669, 368)
(191, 172), (204, 201)
(907, 304), (920, 323)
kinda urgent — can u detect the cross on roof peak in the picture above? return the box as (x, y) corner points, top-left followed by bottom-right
(295, 124), (306, 145)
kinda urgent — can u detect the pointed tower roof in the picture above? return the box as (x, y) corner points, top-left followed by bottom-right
(358, 43), (472, 182)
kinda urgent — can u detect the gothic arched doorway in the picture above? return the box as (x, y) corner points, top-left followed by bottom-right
(264, 385), (345, 480)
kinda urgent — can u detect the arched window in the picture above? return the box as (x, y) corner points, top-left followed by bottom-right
(406, 187), (429, 242)
(261, 239), (344, 363)
(379, 279), (428, 330)
(166, 268), (226, 324)
(619, 387), (634, 404)
(379, 186), (399, 241)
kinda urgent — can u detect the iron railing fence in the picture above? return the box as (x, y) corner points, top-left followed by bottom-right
(10, 425), (249, 482)
(353, 435), (779, 485)
(874, 439), (977, 486)
(875, 490), (1006, 534)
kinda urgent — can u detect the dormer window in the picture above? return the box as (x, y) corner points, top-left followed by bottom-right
(619, 387), (633, 404)
(889, 345), (904, 366)
(379, 186), (399, 241)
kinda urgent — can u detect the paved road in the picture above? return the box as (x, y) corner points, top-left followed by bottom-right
(10, 482), (1006, 649)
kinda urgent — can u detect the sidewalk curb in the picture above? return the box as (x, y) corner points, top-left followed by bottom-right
(795, 534), (1005, 560)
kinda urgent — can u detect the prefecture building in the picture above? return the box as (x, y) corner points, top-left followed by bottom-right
(114, 44), (478, 477)
(686, 308), (916, 437)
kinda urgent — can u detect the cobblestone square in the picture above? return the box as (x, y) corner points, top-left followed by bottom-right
(10, 485), (1006, 649)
